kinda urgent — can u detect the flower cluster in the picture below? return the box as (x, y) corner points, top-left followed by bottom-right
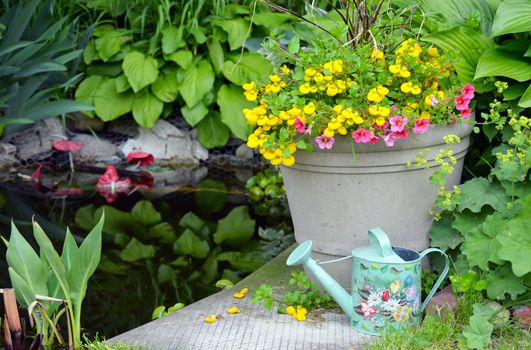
(286, 305), (308, 321)
(354, 276), (420, 324)
(243, 39), (475, 166)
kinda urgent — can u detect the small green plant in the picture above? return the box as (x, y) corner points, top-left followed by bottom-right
(85, 335), (148, 350)
(151, 302), (185, 320)
(246, 168), (286, 217)
(251, 271), (335, 315)
(6, 213), (105, 348)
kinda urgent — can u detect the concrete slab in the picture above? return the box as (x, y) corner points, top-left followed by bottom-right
(110, 246), (374, 349)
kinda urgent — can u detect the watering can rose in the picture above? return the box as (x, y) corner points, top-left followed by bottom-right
(243, 39), (474, 167)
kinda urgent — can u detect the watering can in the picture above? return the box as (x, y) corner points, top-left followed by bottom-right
(286, 227), (449, 335)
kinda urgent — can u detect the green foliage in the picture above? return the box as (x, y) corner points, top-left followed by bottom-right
(251, 272), (334, 312)
(0, 0), (93, 133)
(245, 168), (287, 218)
(74, 1), (284, 147)
(151, 302), (184, 320)
(6, 214), (105, 348)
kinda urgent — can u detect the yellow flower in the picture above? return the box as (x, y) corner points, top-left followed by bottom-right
(310, 85), (318, 93)
(270, 84), (281, 93)
(282, 65), (291, 75)
(288, 143), (297, 153)
(336, 80), (346, 90)
(295, 313), (306, 321)
(332, 59), (343, 73)
(400, 82), (412, 93)
(282, 156), (295, 166)
(244, 90), (258, 101)
(411, 85), (421, 95)
(286, 306), (295, 315)
(375, 117), (386, 126)
(337, 126), (347, 135)
(313, 73), (323, 83)
(399, 69), (411, 78)
(367, 89), (381, 102)
(323, 75), (333, 82)
(378, 106), (390, 117)
(242, 82), (256, 91)
(324, 128), (334, 137)
(389, 64), (401, 74)
(271, 157), (282, 166)
(427, 47), (439, 57)
(377, 85), (389, 96)
(371, 48), (384, 62)
(269, 74), (281, 83)
(368, 106), (379, 115)
(326, 85), (339, 97)
(421, 111), (431, 120)
(409, 43), (422, 57)
(323, 61), (333, 72)
(233, 293), (245, 299)
(305, 68), (317, 76)
(333, 105), (343, 114)
(227, 307), (240, 314)
(353, 116), (364, 124)
(303, 103), (316, 115)
(299, 84), (311, 94)
(205, 314), (217, 323)
(327, 120), (341, 130)
(246, 135), (259, 148)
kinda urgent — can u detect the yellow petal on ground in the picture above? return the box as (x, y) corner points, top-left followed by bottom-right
(233, 293), (245, 299)
(204, 314), (217, 323)
(227, 307), (240, 314)
(239, 288), (249, 295)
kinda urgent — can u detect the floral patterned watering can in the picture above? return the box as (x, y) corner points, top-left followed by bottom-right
(286, 227), (449, 335)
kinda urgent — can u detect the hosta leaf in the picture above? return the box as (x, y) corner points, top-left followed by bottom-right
(475, 48), (531, 82)
(120, 238), (156, 262)
(94, 78), (133, 121)
(518, 84), (531, 108)
(147, 222), (177, 244)
(132, 90), (164, 128)
(195, 179), (227, 214)
(165, 50), (193, 69)
(75, 75), (104, 116)
(122, 51), (159, 93)
(222, 52), (272, 86)
(196, 113), (230, 149)
(174, 229), (210, 259)
(151, 68), (179, 103)
(131, 200), (161, 226)
(486, 265), (526, 300)
(178, 60), (215, 108)
(490, 0), (531, 37)
(181, 102), (209, 127)
(496, 218), (531, 276)
(462, 315), (493, 349)
(458, 178), (508, 213)
(217, 84), (254, 141)
(423, 27), (494, 84)
(161, 25), (185, 54)
(115, 74), (130, 93)
(212, 18), (249, 50)
(208, 39), (224, 73)
(95, 29), (130, 62)
(213, 206), (255, 247)
(178, 212), (205, 233)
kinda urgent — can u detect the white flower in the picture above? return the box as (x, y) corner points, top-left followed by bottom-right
(367, 291), (381, 307)
(383, 298), (400, 312)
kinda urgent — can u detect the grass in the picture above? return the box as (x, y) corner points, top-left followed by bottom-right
(366, 298), (531, 350)
(85, 336), (149, 350)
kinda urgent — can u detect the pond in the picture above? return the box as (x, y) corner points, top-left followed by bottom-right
(0, 163), (293, 340)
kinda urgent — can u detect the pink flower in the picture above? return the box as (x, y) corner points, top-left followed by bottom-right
(360, 301), (376, 317)
(32, 165), (43, 184)
(127, 151), (154, 166)
(315, 134), (335, 149)
(390, 105), (398, 110)
(294, 118), (306, 133)
(352, 129), (374, 143)
(368, 134), (379, 144)
(461, 108), (473, 119)
(373, 120), (389, 129)
(395, 130), (410, 140)
(430, 96), (439, 107)
(384, 133), (397, 147)
(390, 115), (407, 132)
(413, 118), (430, 134)
(461, 84), (475, 100)
(455, 95), (470, 111)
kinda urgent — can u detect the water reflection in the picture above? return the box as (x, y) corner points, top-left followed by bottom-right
(0, 166), (292, 339)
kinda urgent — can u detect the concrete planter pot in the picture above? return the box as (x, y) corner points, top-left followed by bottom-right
(280, 121), (474, 287)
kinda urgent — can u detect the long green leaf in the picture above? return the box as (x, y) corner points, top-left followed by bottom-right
(14, 61), (67, 78)
(518, 84), (531, 108)
(32, 220), (71, 305)
(0, 41), (33, 58)
(23, 99), (94, 121)
(67, 213), (104, 307)
(8, 267), (37, 308)
(475, 48), (531, 81)
(62, 228), (79, 271)
(6, 221), (48, 306)
(1, 0), (40, 45)
(423, 26), (494, 84)
(491, 0), (531, 37)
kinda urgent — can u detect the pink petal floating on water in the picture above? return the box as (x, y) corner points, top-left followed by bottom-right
(52, 140), (84, 152)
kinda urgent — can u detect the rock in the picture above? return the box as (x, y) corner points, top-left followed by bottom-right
(108, 119), (140, 138)
(235, 143), (254, 159)
(70, 134), (123, 165)
(4, 118), (65, 161)
(0, 142), (17, 169)
(120, 120), (208, 165)
(426, 285), (455, 317)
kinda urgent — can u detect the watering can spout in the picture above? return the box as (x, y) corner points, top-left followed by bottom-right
(287, 241), (354, 318)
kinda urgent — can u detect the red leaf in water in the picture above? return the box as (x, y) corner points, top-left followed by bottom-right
(97, 165), (120, 188)
(132, 172), (154, 190)
(32, 165), (43, 184)
(52, 140), (84, 152)
(99, 191), (119, 204)
(96, 165), (133, 203)
(127, 151), (154, 166)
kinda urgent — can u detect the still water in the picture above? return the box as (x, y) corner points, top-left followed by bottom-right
(0, 164), (292, 339)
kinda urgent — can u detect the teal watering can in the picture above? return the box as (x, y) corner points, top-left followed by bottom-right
(286, 227), (449, 335)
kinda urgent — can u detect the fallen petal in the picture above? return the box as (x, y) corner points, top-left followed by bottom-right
(52, 140), (84, 152)
(227, 307), (240, 314)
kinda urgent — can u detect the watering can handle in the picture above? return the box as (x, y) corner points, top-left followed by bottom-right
(419, 248), (450, 312)
(368, 227), (395, 258)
